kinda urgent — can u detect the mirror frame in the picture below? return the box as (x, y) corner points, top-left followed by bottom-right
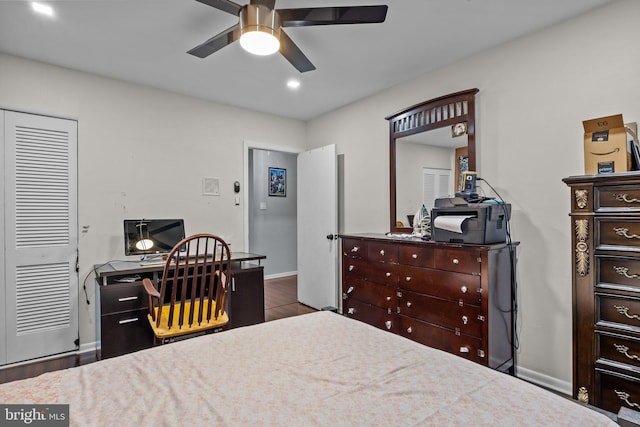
(386, 88), (479, 233)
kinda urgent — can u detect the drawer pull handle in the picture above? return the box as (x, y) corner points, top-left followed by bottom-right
(349, 265), (354, 271)
(346, 286), (354, 294)
(462, 315), (468, 325)
(615, 193), (640, 204)
(351, 246), (360, 253)
(380, 249), (385, 256)
(452, 258), (460, 265)
(405, 276), (411, 282)
(460, 286), (468, 294)
(614, 266), (640, 280)
(385, 321), (392, 330)
(615, 390), (640, 410)
(119, 317), (138, 325)
(386, 296), (392, 301)
(614, 227), (640, 240)
(406, 301), (412, 308)
(615, 305), (640, 321)
(118, 296), (138, 302)
(412, 253), (418, 259)
(406, 326), (412, 333)
(614, 344), (640, 362)
(347, 308), (355, 315)
(386, 272), (391, 277)
(459, 346), (469, 353)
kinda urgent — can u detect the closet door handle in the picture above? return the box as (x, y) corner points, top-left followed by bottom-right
(118, 296), (138, 302)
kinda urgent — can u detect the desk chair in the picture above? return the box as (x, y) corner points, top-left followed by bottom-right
(141, 233), (231, 344)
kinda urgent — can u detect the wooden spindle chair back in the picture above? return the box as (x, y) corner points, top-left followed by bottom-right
(142, 234), (231, 343)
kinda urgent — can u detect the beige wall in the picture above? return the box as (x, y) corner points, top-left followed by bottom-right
(0, 53), (306, 349)
(307, 0), (640, 393)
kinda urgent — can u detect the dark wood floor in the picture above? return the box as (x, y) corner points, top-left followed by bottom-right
(0, 274), (316, 385)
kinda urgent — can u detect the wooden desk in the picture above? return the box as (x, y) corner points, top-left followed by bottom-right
(95, 252), (266, 359)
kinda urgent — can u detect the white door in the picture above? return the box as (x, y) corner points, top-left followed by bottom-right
(4, 111), (78, 364)
(297, 144), (337, 310)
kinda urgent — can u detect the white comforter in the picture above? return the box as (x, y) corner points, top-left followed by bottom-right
(0, 311), (617, 426)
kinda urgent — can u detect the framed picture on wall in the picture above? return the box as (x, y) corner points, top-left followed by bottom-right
(269, 167), (286, 197)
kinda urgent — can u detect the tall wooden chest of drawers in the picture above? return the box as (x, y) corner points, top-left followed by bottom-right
(340, 233), (516, 373)
(564, 172), (640, 413)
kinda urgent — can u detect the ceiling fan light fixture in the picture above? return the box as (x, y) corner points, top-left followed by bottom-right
(240, 30), (280, 56)
(239, 4), (281, 56)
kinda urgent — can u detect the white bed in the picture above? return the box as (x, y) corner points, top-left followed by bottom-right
(0, 311), (617, 426)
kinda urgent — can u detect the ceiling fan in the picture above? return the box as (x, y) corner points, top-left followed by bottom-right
(188, 0), (388, 73)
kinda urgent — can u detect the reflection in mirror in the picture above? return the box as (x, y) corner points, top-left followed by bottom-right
(395, 127), (468, 227)
(386, 89), (478, 233)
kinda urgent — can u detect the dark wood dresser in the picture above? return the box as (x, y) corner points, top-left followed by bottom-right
(340, 233), (517, 373)
(564, 172), (640, 414)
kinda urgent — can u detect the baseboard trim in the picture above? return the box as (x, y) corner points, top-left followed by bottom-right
(80, 341), (99, 353)
(517, 366), (572, 396)
(264, 271), (297, 280)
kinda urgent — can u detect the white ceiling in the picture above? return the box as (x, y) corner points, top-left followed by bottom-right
(0, 0), (612, 121)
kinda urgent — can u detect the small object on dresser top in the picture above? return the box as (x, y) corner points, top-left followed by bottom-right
(385, 233), (415, 239)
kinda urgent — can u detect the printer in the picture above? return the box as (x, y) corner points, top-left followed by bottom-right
(431, 197), (511, 244)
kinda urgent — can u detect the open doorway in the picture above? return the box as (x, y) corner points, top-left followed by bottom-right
(243, 141), (301, 279)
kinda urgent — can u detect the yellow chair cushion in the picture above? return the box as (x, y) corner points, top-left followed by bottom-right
(148, 300), (228, 339)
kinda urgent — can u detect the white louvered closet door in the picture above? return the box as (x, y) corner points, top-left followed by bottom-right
(422, 167), (452, 212)
(3, 111), (78, 365)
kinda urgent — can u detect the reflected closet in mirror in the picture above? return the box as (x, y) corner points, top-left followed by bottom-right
(386, 89), (478, 233)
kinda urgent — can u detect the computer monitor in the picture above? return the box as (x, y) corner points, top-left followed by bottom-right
(123, 219), (186, 256)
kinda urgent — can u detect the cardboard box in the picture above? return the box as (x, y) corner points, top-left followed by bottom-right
(583, 114), (630, 174)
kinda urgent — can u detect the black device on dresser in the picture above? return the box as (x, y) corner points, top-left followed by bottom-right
(95, 252), (265, 359)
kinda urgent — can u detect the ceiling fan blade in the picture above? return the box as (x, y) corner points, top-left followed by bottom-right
(279, 5), (388, 27)
(249, 0), (276, 10)
(195, 0), (242, 16)
(187, 24), (241, 58)
(279, 29), (316, 73)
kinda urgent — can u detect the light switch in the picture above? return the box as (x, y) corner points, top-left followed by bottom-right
(235, 196), (240, 205)
(260, 202), (267, 210)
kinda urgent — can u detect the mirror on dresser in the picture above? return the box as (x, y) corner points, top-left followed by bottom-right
(386, 89), (479, 233)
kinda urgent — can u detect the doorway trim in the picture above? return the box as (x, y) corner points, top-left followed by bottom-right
(242, 140), (303, 254)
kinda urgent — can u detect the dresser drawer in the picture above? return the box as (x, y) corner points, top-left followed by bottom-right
(434, 247), (481, 274)
(398, 245), (435, 268)
(342, 239), (367, 260)
(597, 294), (640, 333)
(100, 309), (153, 359)
(367, 241), (399, 263)
(598, 332), (640, 373)
(399, 290), (482, 337)
(100, 282), (149, 315)
(398, 315), (484, 364)
(397, 265), (481, 305)
(343, 299), (397, 333)
(344, 258), (397, 286)
(598, 256), (640, 293)
(598, 218), (640, 250)
(597, 185), (640, 212)
(597, 368), (640, 414)
(343, 277), (397, 310)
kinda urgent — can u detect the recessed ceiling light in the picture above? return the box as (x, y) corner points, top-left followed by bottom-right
(287, 79), (301, 90)
(31, 2), (54, 17)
